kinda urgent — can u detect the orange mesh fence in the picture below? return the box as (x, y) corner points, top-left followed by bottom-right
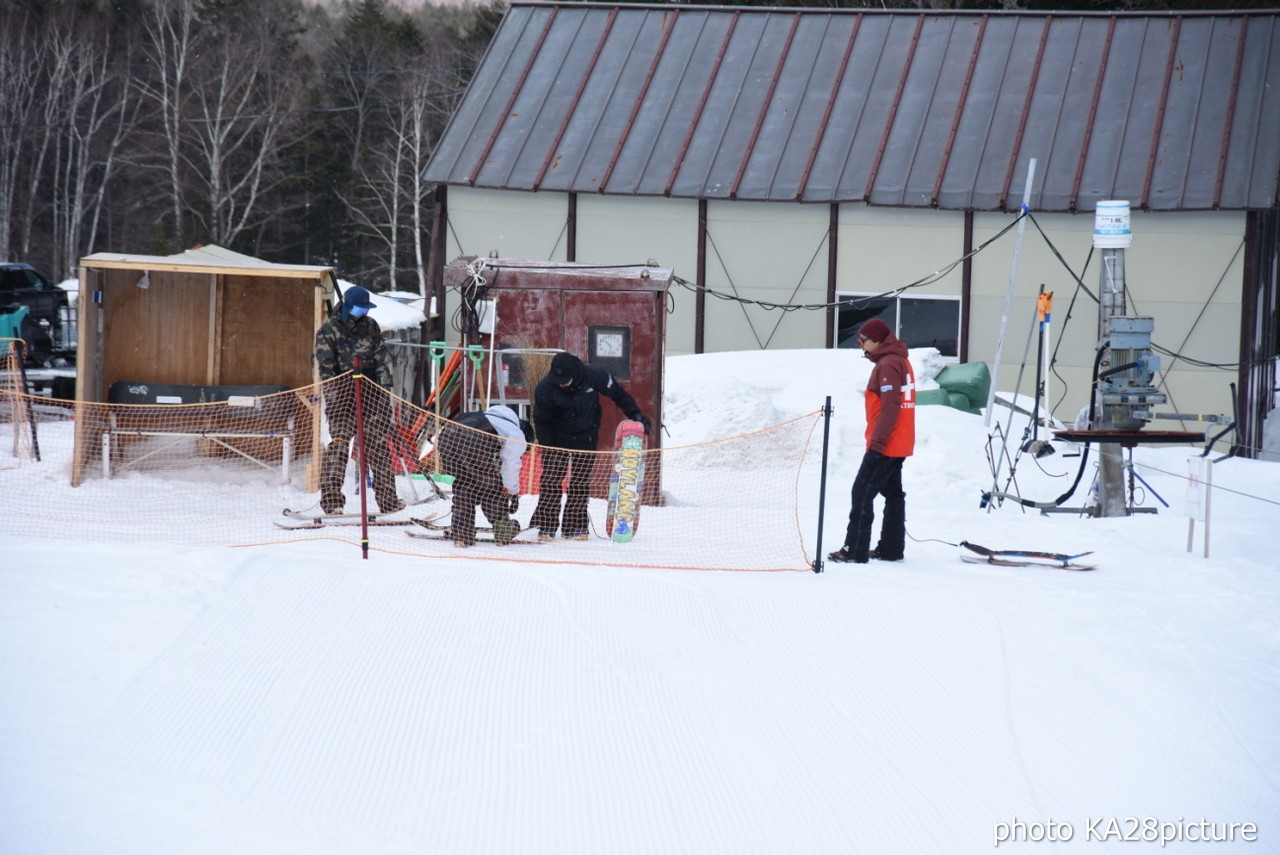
(0, 375), (822, 572)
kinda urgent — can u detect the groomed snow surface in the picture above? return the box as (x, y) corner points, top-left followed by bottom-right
(3, 348), (1277, 854)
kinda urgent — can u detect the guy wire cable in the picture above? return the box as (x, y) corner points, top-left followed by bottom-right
(985, 284), (1048, 507)
(985, 343), (1107, 511)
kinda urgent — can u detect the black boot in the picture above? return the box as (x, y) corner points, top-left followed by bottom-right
(827, 545), (868, 564)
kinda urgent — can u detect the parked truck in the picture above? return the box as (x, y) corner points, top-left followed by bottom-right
(0, 262), (75, 366)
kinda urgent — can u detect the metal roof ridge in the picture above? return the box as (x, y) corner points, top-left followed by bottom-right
(505, 2), (1269, 21)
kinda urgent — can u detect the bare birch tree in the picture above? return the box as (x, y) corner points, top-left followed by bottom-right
(49, 21), (142, 275)
(399, 64), (459, 297)
(327, 3), (466, 292)
(0, 8), (77, 262)
(344, 122), (407, 291)
(2, 0), (492, 280)
(343, 61), (460, 294)
(136, 0), (198, 248)
(0, 8), (42, 262)
(187, 3), (308, 245)
(136, 0), (308, 248)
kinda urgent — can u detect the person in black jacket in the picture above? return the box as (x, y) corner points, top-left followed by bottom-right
(529, 352), (650, 541)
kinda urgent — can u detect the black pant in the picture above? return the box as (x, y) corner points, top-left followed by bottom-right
(842, 452), (906, 561)
(438, 417), (510, 544)
(530, 445), (595, 536)
(449, 471), (509, 544)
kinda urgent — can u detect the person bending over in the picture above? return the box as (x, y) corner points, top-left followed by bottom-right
(436, 405), (533, 547)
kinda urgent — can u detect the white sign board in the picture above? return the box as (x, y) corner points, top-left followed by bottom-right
(1184, 456), (1208, 521)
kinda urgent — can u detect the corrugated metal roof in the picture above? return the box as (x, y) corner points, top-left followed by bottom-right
(424, 3), (1280, 212)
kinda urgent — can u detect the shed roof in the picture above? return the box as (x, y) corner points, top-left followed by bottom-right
(80, 245), (335, 279)
(424, 2), (1280, 212)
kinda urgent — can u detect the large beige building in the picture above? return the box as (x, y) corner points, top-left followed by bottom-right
(424, 3), (1280, 456)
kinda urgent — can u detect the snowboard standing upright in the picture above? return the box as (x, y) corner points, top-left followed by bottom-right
(606, 420), (647, 542)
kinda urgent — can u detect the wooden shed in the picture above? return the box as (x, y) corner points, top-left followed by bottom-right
(71, 245), (337, 485)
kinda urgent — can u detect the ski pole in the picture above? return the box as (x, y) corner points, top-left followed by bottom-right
(353, 356), (370, 560)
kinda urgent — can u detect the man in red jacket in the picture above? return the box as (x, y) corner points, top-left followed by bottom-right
(829, 317), (916, 564)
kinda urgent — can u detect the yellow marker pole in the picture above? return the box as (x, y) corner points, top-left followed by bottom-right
(1037, 291), (1054, 421)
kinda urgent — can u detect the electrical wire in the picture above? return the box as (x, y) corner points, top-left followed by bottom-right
(1128, 461), (1280, 508)
(454, 210), (1271, 405)
(668, 212), (1028, 313)
(984, 343), (1106, 511)
(450, 214), (1025, 319)
(451, 257), (491, 336)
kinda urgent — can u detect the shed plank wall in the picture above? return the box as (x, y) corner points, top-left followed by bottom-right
(221, 275), (318, 389)
(102, 269), (215, 388)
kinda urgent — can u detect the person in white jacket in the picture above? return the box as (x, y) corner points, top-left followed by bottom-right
(435, 405), (533, 547)
(484, 405), (528, 496)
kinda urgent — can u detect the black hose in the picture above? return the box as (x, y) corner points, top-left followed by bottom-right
(1097, 360), (1141, 381)
(991, 343), (1107, 510)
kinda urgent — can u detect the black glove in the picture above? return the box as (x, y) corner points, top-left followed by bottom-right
(637, 414), (652, 435)
(507, 493), (519, 514)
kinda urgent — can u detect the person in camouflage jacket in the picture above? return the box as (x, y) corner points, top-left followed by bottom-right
(314, 285), (402, 514)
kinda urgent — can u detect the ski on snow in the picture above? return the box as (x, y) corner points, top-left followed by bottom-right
(401, 516), (540, 545)
(274, 508), (444, 530)
(409, 516), (484, 531)
(959, 540), (1095, 571)
(405, 529), (542, 546)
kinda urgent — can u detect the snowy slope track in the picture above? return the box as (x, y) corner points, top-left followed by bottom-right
(3, 346), (1278, 854)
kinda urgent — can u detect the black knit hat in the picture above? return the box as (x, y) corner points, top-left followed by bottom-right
(549, 352), (582, 384)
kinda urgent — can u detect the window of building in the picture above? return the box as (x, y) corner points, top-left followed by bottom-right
(835, 293), (961, 358)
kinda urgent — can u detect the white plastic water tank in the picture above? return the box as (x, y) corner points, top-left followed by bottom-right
(1093, 200), (1132, 249)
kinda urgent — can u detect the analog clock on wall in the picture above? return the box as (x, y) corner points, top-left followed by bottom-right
(589, 325), (631, 380)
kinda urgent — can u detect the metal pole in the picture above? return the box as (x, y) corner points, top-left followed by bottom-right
(13, 342), (40, 461)
(1096, 248), (1128, 517)
(430, 343), (445, 474)
(813, 396), (833, 573)
(353, 356), (370, 560)
(483, 298), (497, 410)
(985, 158), (1037, 426)
(1203, 460), (1212, 558)
(1041, 291), (1053, 423)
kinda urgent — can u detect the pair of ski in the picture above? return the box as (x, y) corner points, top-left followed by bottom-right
(959, 540), (1095, 571)
(404, 517), (540, 545)
(276, 509), (540, 545)
(274, 508), (443, 530)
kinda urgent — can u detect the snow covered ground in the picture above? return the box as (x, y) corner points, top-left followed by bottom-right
(3, 348), (1278, 854)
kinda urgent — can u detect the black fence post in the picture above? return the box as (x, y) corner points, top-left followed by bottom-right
(814, 396), (833, 573)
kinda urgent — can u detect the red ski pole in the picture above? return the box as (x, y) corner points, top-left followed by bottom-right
(352, 356), (370, 559)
